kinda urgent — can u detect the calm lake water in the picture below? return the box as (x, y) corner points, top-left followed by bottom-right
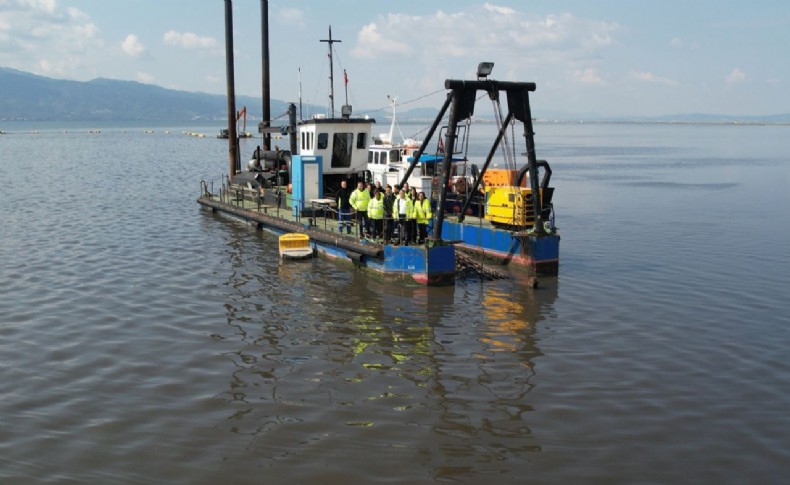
(1, 121), (789, 483)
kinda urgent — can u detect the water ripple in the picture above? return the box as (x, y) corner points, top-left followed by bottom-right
(1, 125), (789, 483)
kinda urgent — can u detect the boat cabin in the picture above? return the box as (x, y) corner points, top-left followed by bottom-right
(298, 117), (374, 177)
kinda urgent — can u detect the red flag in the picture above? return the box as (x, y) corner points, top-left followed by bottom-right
(344, 69), (348, 86)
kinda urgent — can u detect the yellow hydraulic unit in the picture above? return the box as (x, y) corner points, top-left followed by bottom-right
(482, 169), (528, 188)
(484, 186), (543, 227)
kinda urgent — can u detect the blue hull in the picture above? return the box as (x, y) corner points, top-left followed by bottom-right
(322, 243), (456, 286)
(441, 220), (560, 275)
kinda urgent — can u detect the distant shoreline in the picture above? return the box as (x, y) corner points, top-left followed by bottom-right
(2, 118), (789, 132)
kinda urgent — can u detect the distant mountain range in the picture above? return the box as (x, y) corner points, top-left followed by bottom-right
(0, 67), (296, 122)
(2, 67), (789, 123)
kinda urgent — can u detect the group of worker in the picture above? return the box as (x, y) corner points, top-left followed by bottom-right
(336, 180), (432, 245)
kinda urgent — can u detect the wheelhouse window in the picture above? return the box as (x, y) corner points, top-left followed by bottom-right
(302, 132), (317, 151)
(317, 133), (328, 150)
(331, 133), (353, 168)
(356, 132), (367, 149)
(389, 150), (400, 164)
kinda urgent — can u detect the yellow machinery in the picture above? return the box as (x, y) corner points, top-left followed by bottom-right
(482, 169), (527, 188)
(481, 160), (554, 229)
(484, 186), (542, 227)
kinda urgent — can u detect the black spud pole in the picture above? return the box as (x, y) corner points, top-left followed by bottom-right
(224, 0), (239, 177)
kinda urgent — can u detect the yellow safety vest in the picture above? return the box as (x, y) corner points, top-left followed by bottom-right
(415, 199), (432, 224)
(368, 197), (384, 220)
(406, 198), (416, 219)
(350, 188), (370, 211)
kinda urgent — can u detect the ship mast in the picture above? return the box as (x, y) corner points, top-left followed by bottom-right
(319, 26), (341, 118)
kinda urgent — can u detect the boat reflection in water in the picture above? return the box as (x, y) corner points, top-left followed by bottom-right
(215, 232), (559, 479)
(480, 274), (555, 356)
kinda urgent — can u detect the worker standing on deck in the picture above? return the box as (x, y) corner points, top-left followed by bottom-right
(397, 190), (414, 246)
(350, 181), (371, 238)
(415, 191), (432, 244)
(337, 179), (352, 235)
(408, 187), (419, 244)
(368, 189), (384, 241)
(382, 184), (395, 243)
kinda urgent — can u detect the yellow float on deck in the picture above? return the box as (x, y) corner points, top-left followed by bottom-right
(278, 233), (315, 260)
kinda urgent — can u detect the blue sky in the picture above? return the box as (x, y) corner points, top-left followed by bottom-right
(1, 0), (788, 117)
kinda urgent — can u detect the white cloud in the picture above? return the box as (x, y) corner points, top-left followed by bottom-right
(350, 6), (619, 81)
(725, 67), (746, 86)
(0, 1), (102, 78)
(121, 34), (145, 57)
(483, 2), (515, 16)
(15, 0), (57, 15)
(163, 30), (218, 49)
(343, 5), (621, 106)
(572, 68), (605, 86)
(277, 7), (306, 30)
(352, 21), (411, 59)
(136, 72), (155, 84)
(630, 70), (679, 87)
(670, 37), (682, 48)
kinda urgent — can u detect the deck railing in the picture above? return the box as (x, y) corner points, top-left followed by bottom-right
(200, 174), (491, 243)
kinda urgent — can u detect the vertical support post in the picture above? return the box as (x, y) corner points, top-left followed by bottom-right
(288, 103), (297, 154)
(518, 89), (544, 234)
(431, 89), (461, 241)
(224, 0), (239, 177)
(260, 0), (271, 151)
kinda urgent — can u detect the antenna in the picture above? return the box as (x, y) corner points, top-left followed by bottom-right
(298, 67), (303, 121)
(319, 26), (341, 118)
(343, 69), (349, 107)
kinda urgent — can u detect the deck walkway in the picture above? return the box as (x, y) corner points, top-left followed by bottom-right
(198, 192), (385, 257)
(201, 185), (497, 244)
